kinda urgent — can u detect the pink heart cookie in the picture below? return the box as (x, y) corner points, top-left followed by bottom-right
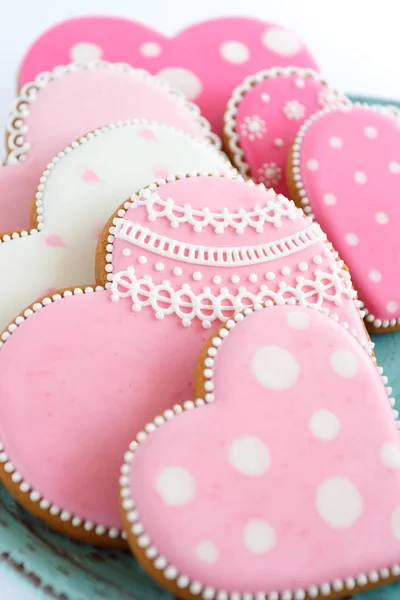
(0, 60), (215, 233)
(19, 16), (319, 134)
(120, 304), (399, 599)
(288, 103), (400, 332)
(0, 175), (364, 546)
(223, 67), (347, 196)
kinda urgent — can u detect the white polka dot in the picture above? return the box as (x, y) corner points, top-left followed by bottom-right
(323, 193), (337, 206)
(195, 541), (219, 564)
(155, 262), (165, 271)
(140, 42), (161, 57)
(274, 138), (284, 147)
(317, 477), (362, 528)
(138, 255), (147, 264)
(220, 40), (249, 64)
(229, 436), (270, 477)
(287, 310), (310, 330)
(243, 519), (276, 553)
(262, 27), (302, 56)
(354, 171), (367, 184)
(252, 345), (300, 390)
(122, 248), (131, 256)
(260, 93), (270, 103)
(249, 273), (258, 283)
(173, 267), (183, 276)
(369, 269), (382, 282)
(213, 276), (221, 285)
(193, 271), (202, 281)
(231, 275), (240, 284)
(364, 126), (378, 139)
(307, 159), (319, 171)
(381, 443), (400, 468)
(70, 42), (103, 61)
(310, 410), (341, 440)
(345, 233), (359, 246)
(329, 136), (343, 148)
(295, 77), (306, 88)
(156, 466), (195, 506)
(157, 67), (203, 100)
(389, 161), (400, 174)
(391, 506), (400, 540)
(387, 301), (398, 314)
(376, 211), (389, 224)
(330, 349), (359, 378)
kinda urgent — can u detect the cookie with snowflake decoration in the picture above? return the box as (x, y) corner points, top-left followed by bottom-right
(120, 303), (399, 600)
(0, 174), (365, 546)
(287, 102), (400, 333)
(0, 60), (217, 234)
(223, 67), (347, 195)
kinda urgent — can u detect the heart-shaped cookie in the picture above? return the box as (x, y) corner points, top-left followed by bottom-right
(120, 304), (399, 600)
(19, 17), (319, 134)
(0, 121), (228, 333)
(288, 103), (400, 333)
(223, 67), (347, 195)
(0, 174), (364, 546)
(0, 60), (216, 233)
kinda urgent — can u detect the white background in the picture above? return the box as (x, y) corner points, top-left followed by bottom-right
(0, 0), (399, 597)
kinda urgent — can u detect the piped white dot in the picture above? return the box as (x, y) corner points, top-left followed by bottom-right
(387, 301), (398, 314)
(354, 171), (367, 184)
(307, 159), (319, 171)
(369, 269), (382, 282)
(140, 42), (161, 57)
(193, 271), (202, 281)
(173, 267), (183, 276)
(323, 193), (336, 206)
(329, 136), (343, 148)
(122, 248), (131, 257)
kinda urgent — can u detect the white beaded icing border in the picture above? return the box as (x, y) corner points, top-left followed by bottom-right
(6, 60), (220, 164)
(0, 119), (231, 244)
(290, 101), (400, 330)
(0, 285), (126, 541)
(120, 303), (399, 600)
(223, 66), (348, 178)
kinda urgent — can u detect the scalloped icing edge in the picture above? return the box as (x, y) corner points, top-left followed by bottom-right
(289, 101), (400, 330)
(222, 66), (348, 179)
(119, 302), (399, 600)
(5, 59), (221, 164)
(0, 172), (367, 544)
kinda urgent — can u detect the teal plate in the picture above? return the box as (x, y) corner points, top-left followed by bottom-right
(1, 94), (400, 600)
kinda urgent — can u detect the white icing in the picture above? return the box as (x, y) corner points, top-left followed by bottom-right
(316, 477), (362, 528)
(140, 42), (162, 57)
(243, 519), (276, 554)
(376, 211), (389, 224)
(220, 41), (249, 64)
(323, 193), (337, 206)
(0, 122), (229, 333)
(369, 269), (382, 282)
(70, 42), (103, 61)
(287, 310), (310, 330)
(252, 345), (300, 390)
(157, 67), (203, 101)
(195, 541), (219, 564)
(391, 507), (400, 541)
(228, 436), (270, 476)
(345, 233), (359, 246)
(354, 171), (367, 184)
(330, 349), (359, 378)
(156, 466), (196, 506)
(262, 27), (302, 56)
(381, 443), (400, 468)
(135, 189), (300, 234)
(309, 410), (341, 440)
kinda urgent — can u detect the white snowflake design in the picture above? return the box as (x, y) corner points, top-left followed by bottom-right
(239, 115), (267, 141)
(283, 99), (306, 120)
(257, 162), (282, 187)
(317, 87), (342, 108)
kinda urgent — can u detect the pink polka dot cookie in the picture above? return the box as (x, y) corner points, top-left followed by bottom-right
(120, 303), (399, 599)
(288, 103), (400, 332)
(0, 174), (364, 545)
(0, 60), (216, 234)
(19, 16), (319, 134)
(223, 67), (347, 196)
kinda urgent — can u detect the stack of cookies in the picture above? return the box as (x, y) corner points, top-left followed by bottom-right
(0, 15), (399, 600)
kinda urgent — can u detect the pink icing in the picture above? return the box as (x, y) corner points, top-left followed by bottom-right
(228, 69), (345, 195)
(44, 234), (66, 248)
(19, 16), (319, 134)
(81, 168), (102, 183)
(0, 65), (209, 233)
(128, 305), (399, 594)
(0, 176), (364, 532)
(296, 105), (400, 325)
